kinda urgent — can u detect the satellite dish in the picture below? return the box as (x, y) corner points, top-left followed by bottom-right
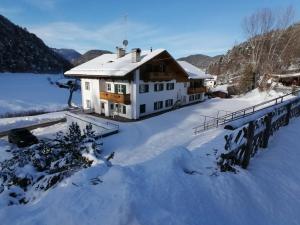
(123, 39), (128, 47)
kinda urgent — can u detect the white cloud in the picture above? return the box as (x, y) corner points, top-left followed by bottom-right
(28, 19), (160, 53)
(28, 19), (237, 57)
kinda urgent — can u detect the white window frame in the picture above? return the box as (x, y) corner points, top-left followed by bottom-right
(154, 83), (164, 92)
(189, 95), (195, 101)
(154, 101), (163, 110)
(85, 82), (90, 91)
(86, 99), (91, 108)
(166, 83), (174, 90)
(115, 84), (126, 94)
(107, 83), (111, 92)
(139, 84), (149, 93)
(115, 104), (126, 114)
(165, 99), (173, 107)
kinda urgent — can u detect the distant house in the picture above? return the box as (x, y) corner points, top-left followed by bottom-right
(65, 48), (212, 120)
(271, 72), (300, 87)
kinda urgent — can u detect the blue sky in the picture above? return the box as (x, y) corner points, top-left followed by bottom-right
(0, 0), (300, 57)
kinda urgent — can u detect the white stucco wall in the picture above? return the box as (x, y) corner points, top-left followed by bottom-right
(99, 79), (133, 119)
(80, 75), (205, 120)
(81, 78), (100, 113)
(137, 79), (188, 117)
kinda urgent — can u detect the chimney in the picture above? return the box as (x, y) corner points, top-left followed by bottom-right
(116, 47), (125, 58)
(131, 48), (141, 63)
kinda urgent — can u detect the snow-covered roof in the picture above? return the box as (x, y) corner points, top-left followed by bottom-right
(65, 49), (165, 77)
(271, 72), (300, 78)
(176, 60), (213, 79)
(211, 84), (229, 93)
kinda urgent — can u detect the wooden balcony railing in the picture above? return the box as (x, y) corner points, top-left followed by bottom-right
(100, 92), (131, 105)
(188, 86), (207, 94)
(147, 72), (173, 81)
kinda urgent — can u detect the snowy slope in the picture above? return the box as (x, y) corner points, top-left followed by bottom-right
(1, 118), (300, 225)
(0, 89), (299, 225)
(0, 73), (81, 116)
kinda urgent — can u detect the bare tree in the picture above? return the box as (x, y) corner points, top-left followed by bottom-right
(241, 6), (299, 90)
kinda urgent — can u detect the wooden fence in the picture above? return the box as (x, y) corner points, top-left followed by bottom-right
(218, 96), (300, 172)
(194, 91), (300, 134)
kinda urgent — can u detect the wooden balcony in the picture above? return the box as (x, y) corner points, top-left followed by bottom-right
(188, 86), (207, 95)
(147, 72), (173, 81)
(100, 92), (131, 105)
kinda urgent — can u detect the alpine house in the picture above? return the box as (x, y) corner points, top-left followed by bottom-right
(65, 47), (212, 120)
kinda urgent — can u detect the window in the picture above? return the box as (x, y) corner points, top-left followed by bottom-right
(154, 101), (163, 110)
(139, 84), (149, 93)
(159, 63), (166, 72)
(86, 99), (91, 108)
(85, 82), (90, 90)
(195, 94), (201, 100)
(154, 83), (164, 92)
(140, 104), (146, 114)
(110, 104), (114, 110)
(101, 102), (105, 109)
(107, 83), (111, 92)
(189, 95), (195, 101)
(165, 99), (173, 107)
(115, 104), (126, 114)
(166, 83), (174, 90)
(115, 84), (126, 94)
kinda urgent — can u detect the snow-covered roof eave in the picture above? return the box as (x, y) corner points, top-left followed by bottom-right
(177, 60), (214, 80)
(64, 49), (166, 77)
(271, 72), (300, 79)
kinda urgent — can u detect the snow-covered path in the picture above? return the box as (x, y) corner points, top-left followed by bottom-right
(103, 89), (284, 166)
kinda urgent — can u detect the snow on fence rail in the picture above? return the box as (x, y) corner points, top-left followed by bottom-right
(65, 112), (119, 137)
(218, 96), (300, 171)
(193, 90), (300, 133)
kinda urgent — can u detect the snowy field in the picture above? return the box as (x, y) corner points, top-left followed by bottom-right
(0, 73), (81, 116)
(1, 89), (300, 225)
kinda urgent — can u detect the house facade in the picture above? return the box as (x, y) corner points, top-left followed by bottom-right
(65, 48), (212, 120)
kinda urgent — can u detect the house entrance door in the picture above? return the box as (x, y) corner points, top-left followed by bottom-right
(101, 102), (106, 115)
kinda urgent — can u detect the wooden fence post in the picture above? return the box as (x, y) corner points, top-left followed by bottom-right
(285, 103), (292, 126)
(261, 112), (272, 148)
(241, 121), (255, 169)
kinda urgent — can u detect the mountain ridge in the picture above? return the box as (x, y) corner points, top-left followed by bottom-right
(0, 15), (71, 74)
(178, 54), (223, 70)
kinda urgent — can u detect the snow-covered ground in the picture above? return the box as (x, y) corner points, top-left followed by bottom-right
(0, 73), (81, 116)
(1, 89), (299, 225)
(0, 111), (65, 133)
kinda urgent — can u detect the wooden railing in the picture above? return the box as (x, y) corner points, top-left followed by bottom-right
(194, 90), (300, 134)
(147, 72), (173, 81)
(217, 96), (300, 171)
(100, 92), (131, 105)
(188, 86), (207, 94)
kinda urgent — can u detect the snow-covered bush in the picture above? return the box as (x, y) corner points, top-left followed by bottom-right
(0, 122), (103, 206)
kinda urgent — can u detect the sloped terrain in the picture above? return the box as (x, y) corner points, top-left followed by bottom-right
(52, 48), (81, 64)
(178, 54), (222, 70)
(207, 23), (300, 77)
(1, 89), (299, 225)
(73, 49), (112, 66)
(0, 15), (71, 73)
